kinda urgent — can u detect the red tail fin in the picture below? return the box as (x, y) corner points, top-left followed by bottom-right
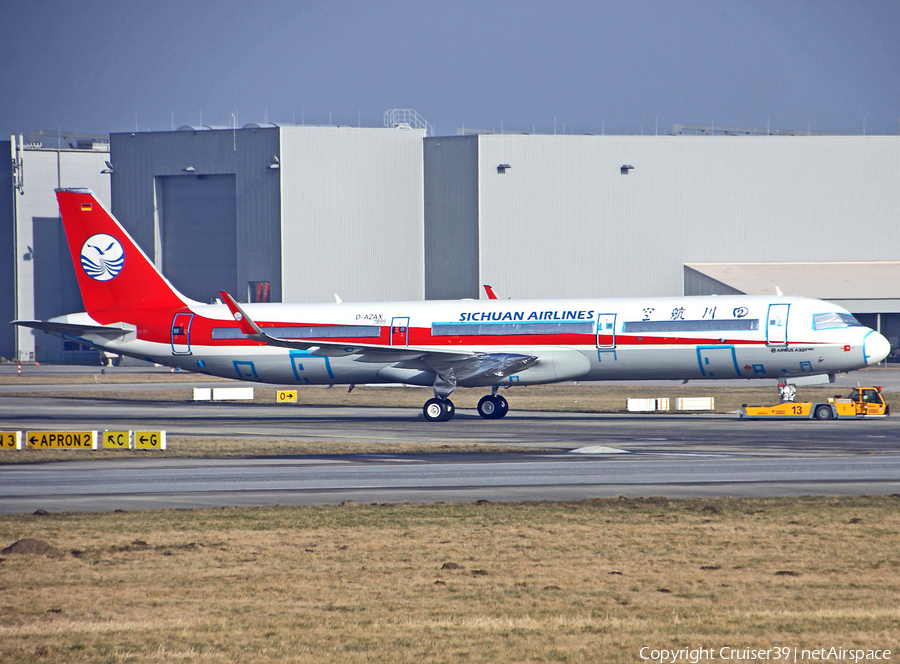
(56, 189), (189, 315)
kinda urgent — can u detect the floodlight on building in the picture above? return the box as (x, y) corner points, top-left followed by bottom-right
(268, 155), (280, 170)
(497, 163), (511, 174)
(101, 161), (114, 174)
(620, 165), (634, 174)
(183, 166), (196, 173)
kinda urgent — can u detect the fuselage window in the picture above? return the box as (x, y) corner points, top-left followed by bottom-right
(621, 319), (759, 333)
(211, 325), (381, 340)
(431, 321), (594, 337)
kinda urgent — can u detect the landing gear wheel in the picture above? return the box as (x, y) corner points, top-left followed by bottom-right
(814, 404), (834, 420)
(494, 395), (509, 418)
(424, 398), (454, 422)
(477, 395), (496, 419)
(477, 395), (510, 419)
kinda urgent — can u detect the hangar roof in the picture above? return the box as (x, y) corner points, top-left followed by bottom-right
(685, 262), (900, 314)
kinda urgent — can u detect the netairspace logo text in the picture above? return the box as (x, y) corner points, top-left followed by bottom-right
(639, 646), (892, 663)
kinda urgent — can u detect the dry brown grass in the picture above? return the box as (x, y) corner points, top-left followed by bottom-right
(0, 496), (897, 662)
(3, 437), (538, 464)
(7, 378), (897, 413)
(0, 371), (230, 385)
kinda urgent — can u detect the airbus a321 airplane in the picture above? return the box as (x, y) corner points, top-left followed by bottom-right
(16, 189), (891, 422)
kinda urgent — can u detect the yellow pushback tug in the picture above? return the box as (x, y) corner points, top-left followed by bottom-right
(741, 386), (889, 420)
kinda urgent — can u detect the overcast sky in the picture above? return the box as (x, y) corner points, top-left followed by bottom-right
(2, 0), (899, 139)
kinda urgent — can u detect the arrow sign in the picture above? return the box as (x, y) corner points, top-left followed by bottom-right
(26, 431), (98, 450)
(134, 431), (167, 450)
(102, 431), (132, 449)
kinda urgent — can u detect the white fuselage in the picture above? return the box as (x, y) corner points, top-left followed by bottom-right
(65, 293), (889, 387)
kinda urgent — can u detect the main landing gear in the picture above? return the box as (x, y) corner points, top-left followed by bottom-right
(423, 397), (455, 422)
(422, 389), (510, 422)
(477, 394), (508, 419)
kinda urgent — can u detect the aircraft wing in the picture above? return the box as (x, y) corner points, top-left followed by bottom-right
(419, 352), (538, 396)
(218, 292), (473, 361)
(217, 292), (538, 392)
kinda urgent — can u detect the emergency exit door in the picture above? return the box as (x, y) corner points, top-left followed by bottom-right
(390, 317), (409, 346)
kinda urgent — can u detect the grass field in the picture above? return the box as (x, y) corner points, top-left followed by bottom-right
(1, 496), (898, 662)
(2, 436), (546, 463)
(2, 373), (898, 660)
(5, 373), (896, 413)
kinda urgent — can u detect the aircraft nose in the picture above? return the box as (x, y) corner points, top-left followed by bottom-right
(865, 331), (891, 365)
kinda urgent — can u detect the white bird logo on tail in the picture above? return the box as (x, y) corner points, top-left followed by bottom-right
(80, 233), (125, 281)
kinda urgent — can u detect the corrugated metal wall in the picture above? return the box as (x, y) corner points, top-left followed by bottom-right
(473, 134), (900, 299)
(110, 128), (281, 302)
(0, 141), (14, 360)
(280, 126), (425, 303)
(12, 146), (111, 362)
(158, 173), (237, 302)
(424, 136), (479, 299)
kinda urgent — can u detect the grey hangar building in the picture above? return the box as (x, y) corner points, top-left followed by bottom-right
(4, 121), (900, 364)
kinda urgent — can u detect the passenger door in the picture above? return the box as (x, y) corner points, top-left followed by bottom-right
(171, 312), (193, 355)
(596, 313), (616, 349)
(766, 303), (790, 347)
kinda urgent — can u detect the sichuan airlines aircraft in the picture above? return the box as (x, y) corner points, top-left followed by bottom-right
(15, 189), (891, 422)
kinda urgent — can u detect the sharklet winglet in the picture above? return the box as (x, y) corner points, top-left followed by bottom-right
(219, 291), (264, 337)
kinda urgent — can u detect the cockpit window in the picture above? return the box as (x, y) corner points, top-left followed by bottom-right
(813, 312), (863, 330)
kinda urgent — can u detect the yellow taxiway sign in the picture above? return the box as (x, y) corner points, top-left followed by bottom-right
(102, 431), (133, 449)
(1, 432), (22, 450)
(134, 431), (167, 450)
(277, 389), (298, 403)
(26, 431), (98, 449)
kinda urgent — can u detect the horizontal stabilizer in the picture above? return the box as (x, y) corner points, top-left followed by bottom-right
(14, 319), (136, 337)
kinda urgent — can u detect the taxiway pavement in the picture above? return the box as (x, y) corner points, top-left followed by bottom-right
(2, 453), (899, 514)
(1, 390), (899, 512)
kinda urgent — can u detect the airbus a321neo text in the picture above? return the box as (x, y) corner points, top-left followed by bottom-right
(16, 189), (891, 422)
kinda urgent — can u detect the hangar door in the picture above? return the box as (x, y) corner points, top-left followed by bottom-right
(32, 217), (90, 362)
(158, 175), (237, 303)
